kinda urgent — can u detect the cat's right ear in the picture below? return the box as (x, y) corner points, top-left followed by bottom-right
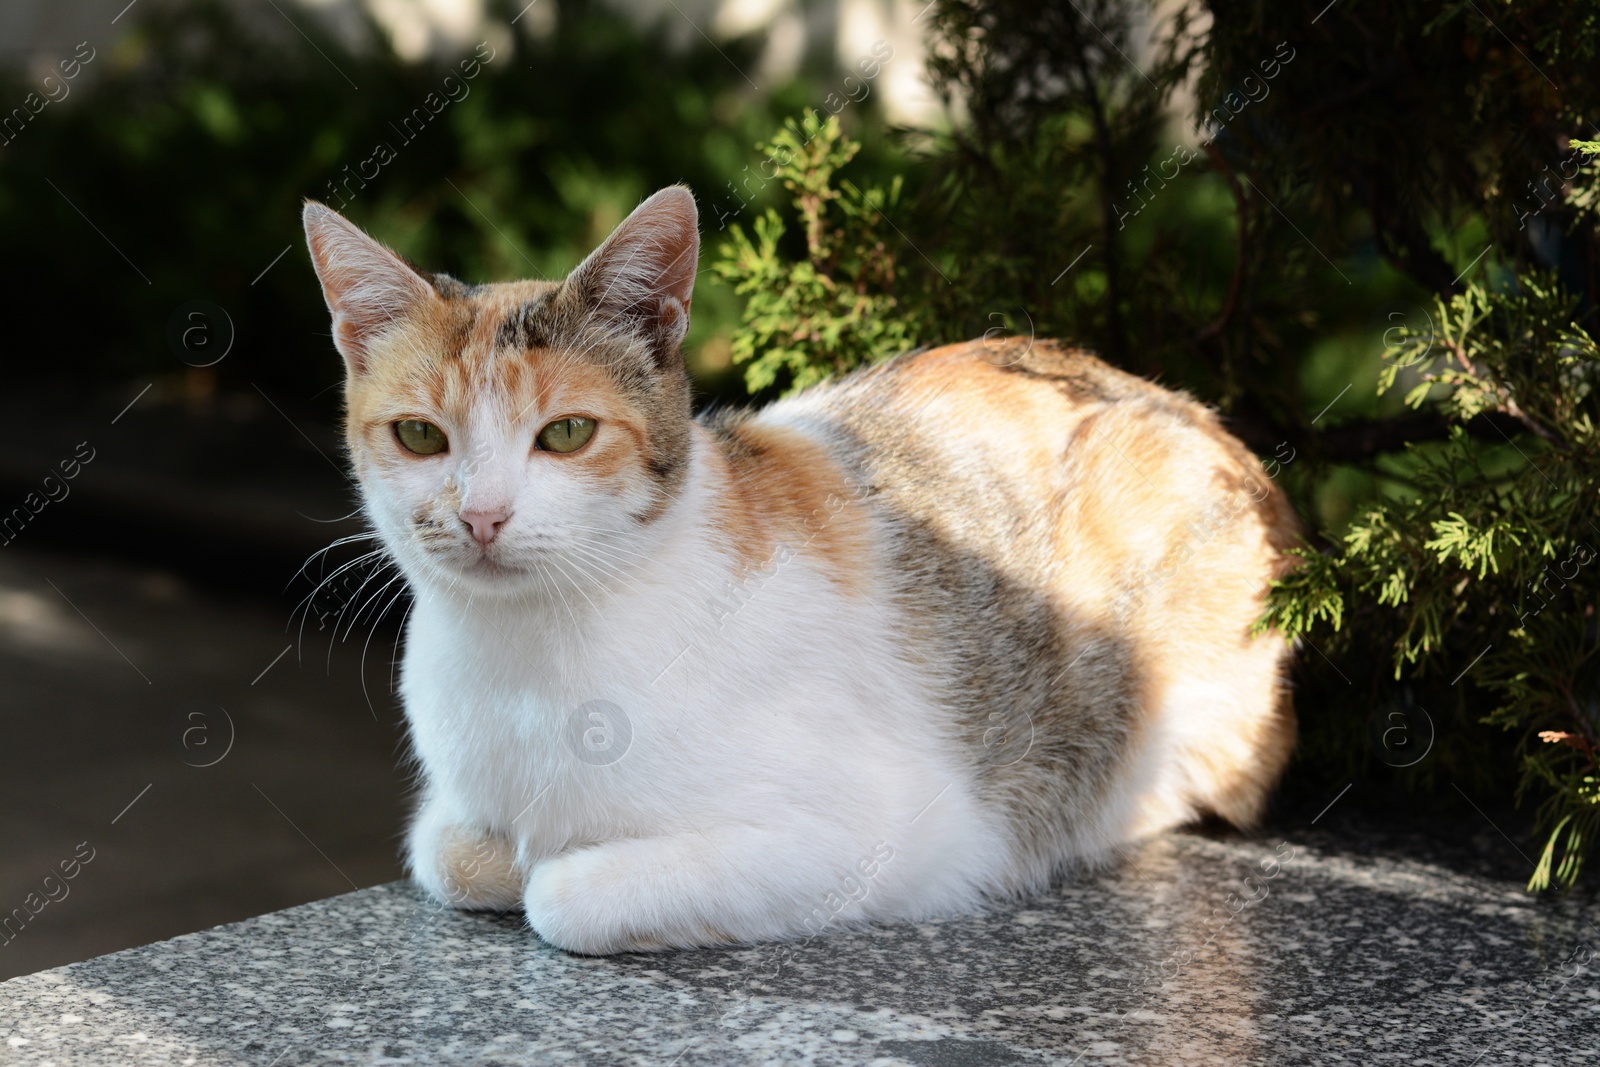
(562, 186), (699, 365)
(302, 201), (434, 375)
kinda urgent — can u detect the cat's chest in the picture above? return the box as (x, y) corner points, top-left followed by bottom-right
(393, 556), (942, 843)
(397, 599), (672, 829)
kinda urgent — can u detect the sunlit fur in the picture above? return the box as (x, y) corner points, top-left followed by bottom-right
(303, 187), (1300, 954)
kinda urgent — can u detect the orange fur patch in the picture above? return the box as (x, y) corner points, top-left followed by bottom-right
(703, 422), (870, 593)
(437, 827), (522, 909)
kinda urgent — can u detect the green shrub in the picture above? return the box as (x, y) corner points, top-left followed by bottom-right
(713, 114), (922, 395)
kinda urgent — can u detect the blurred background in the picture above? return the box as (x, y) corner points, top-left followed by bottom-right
(4, 0), (1599, 981)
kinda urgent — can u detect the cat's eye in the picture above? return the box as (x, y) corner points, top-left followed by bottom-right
(536, 416), (596, 454)
(395, 419), (448, 455)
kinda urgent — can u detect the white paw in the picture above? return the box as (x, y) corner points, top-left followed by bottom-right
(524, 850), (636, 954)
(524, 846), (738, 954)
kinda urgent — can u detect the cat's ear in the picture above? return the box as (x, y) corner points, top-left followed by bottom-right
(565, 186), (699, 363)
(302, 201), (435, 374)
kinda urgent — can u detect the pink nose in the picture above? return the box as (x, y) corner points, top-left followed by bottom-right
(460, 509), (510, 545)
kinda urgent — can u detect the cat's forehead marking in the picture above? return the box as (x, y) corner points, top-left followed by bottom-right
(422, 282), (607, 418)
(493, 289), (558, 353)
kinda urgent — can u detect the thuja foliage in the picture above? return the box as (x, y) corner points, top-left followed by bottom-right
(1262, 261), (1600, 887)
(1231, 0), (1600, 890)
(712, 115), (921, 394)
(716, 1), (1600, 886)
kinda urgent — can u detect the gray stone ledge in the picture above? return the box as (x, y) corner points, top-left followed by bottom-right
(3, 830), (1598, 1065)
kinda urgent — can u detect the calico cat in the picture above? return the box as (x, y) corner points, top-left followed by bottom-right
(302, 186), (1299, 954)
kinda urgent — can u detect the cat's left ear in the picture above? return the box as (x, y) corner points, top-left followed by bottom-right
(302, 201), (435, 375)
(565, 186), (699, 363)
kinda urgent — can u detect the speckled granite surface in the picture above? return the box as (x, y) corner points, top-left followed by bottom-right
(3, 827), (1598, 1065)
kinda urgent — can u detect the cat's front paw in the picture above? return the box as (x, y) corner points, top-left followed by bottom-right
(524, 844), (740, 954)
(415, 824), (524, 911)
(524, 849), (648, 953)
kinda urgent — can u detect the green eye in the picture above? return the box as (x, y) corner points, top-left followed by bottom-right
(395, 420), (447, 455)
(536, 416), (596, 454)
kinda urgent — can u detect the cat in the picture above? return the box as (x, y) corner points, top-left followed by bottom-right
(302, 186), (1300, 954)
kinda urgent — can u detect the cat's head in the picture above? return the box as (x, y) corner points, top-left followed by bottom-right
(302, 187), (700, 599)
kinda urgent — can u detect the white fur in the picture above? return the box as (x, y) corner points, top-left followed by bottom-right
(372, 413), (1012, 953)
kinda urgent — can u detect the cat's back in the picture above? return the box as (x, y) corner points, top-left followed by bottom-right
(762, 338), (1293, 584)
